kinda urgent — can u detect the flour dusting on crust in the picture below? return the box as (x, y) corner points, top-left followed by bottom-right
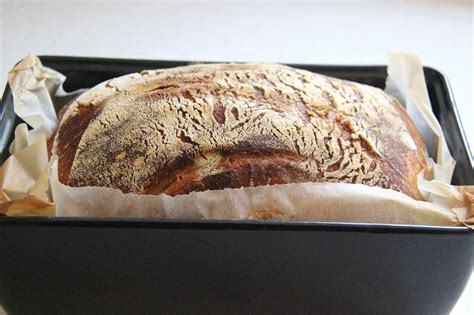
(53, 63), (426, 199)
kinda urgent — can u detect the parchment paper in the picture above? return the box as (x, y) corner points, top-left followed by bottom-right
(1, 54), (473, 228)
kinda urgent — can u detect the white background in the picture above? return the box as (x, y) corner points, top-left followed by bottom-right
(0, 1), (473, 314)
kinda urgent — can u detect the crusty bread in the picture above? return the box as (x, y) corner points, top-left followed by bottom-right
(51, 63), (426, 199)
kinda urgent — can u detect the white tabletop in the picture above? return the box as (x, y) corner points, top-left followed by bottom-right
(0, 1), (472, 314)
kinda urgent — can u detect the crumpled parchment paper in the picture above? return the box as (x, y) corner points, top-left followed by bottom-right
(1, 53), (472, 227)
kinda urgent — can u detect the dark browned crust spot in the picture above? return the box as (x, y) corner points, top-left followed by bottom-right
(161, 152), (309, 196)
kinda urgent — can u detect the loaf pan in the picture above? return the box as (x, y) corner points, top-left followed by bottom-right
(0, 56), (472, 315)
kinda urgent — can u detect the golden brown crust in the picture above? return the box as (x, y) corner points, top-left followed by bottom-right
(52, 63), (426, 200)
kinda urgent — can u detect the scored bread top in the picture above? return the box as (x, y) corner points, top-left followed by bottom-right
(52, 63), (426, 199)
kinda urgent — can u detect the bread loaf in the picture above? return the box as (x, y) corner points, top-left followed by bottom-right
(51, 63), (426, 200)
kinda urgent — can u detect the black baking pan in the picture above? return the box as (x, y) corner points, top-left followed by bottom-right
(0, 56), (473, 315)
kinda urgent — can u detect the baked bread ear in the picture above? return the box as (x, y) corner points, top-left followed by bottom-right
(51, 63), (426, 200)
